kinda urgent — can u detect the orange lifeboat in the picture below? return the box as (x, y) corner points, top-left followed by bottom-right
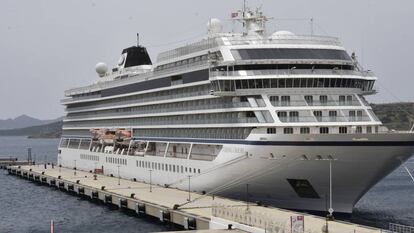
(90, 128), (106, 141)
(115, 129), (132, 141)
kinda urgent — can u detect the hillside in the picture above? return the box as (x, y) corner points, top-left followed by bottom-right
(371, 102), (414, 131)
(0, 115), (61, 130)
(0, 121), (63, 138)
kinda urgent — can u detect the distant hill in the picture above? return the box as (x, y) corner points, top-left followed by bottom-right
(371, 102), (414, 131)
(0, 115), (62, 130)
(0, 121), (62, 138)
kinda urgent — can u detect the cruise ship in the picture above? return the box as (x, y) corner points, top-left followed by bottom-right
(58, 6), (414, 214)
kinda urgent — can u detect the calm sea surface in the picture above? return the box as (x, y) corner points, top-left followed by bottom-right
(0, 136), (413, 232)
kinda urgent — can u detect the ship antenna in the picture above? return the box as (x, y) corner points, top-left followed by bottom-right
(136, 33), (140, 46)
(310, 18), (314, 36)
(242, 0), (247, 32)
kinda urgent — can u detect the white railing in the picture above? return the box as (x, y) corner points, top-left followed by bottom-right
(211, 69), (375, 78)
(387, 223), (414, 233)
(220, 34), (342, 47)
(212, 204), (324, 233)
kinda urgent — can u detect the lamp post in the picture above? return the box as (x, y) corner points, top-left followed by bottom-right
(74, 160), (77, 176)
(187, 175), (191, 201)
(246, 183), (250, 212)
(117, 165), (121, 185)
(149, 169), (153, 192)
(58, 155), (61, 173)
(328, 158), (334, 218)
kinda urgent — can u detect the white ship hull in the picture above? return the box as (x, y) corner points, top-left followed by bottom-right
(58, 133), (414, 214)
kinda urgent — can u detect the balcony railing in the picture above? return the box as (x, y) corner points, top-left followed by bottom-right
(270, 100), (361, 107)
(63, 117), (259, 128)
(65, 102), (252, 121)
(66, 90), (210, 112)
(211, 69), (375, 78)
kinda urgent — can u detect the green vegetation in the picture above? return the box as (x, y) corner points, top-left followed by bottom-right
(0, 121), (62, 138)
(371, 102), (414, 131)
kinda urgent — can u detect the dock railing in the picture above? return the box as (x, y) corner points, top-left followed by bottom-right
(212, 203), (288, 232)
(386, 223), (414, 233)
(211, 203), (327, 233)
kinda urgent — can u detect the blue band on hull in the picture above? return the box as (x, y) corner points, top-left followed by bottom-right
(60, 136), (414, 146)
(131, 137), (414, 146)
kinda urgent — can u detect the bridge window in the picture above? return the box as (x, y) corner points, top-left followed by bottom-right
(232, 48), (351, 61)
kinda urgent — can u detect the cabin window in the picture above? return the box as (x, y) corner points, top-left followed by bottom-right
(339, 127), (347, 134)
(269, 96), (279, 106)
(304, 95), (313, 105)
(356, 126), (363, 133)
(357, 110), (363, 120)
(313, 111), (322, 121)
(347, 95), (353, 104)
(284, 127), (294, 134)
(339, 95), (346, 105)
(281, 96), (290, 106)
(289, 111), (299, 122)
(329, 111), (337, 121)
(320, 127), (329, 134)
(300, 127), (310, 134)
(349, 110), (356, 121)
(267, 128), (276, 134)
(277, 112), (287, 122)
(319, 95), (328, 105)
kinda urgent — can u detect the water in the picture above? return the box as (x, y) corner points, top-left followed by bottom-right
(0, 137), (177, 233)
(0, 136), (413, 232)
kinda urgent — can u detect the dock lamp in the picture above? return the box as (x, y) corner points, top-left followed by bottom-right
(149, 169), (153, 192)
(74, 160), (77, 176)
(187, 175), (192, 202)
(117, 165), (121, 185)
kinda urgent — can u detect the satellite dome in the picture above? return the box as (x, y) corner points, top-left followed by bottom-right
(95, 62), (108, 77)
(271, 30), (295, 38)
(207, 18), (223, 34)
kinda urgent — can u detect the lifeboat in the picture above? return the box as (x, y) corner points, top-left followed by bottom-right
(100, 131), (116, 144)
(90, 128), (107, 141)
(115, 129), (132, 141)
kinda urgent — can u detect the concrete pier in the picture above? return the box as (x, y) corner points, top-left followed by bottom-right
(7, 165), (384, 233)
(0, 157), (31, 169)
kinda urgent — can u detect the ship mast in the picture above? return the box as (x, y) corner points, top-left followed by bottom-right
(231, 1), (270, 36)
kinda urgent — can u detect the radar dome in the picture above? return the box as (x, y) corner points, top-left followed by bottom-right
(207, 18), (223, 34)
(271, 30), (295, 38)
(95, 62), (108, 77)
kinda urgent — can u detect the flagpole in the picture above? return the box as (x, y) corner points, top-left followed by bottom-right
(50, 220), (54, 233)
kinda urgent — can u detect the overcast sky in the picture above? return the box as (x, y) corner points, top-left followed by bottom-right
(1, 0), (413, 120)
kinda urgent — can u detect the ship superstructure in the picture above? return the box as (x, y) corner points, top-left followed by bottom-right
(58, 6), (414, 214)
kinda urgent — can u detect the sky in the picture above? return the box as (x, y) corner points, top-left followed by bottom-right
(0, 0), (413, 120)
